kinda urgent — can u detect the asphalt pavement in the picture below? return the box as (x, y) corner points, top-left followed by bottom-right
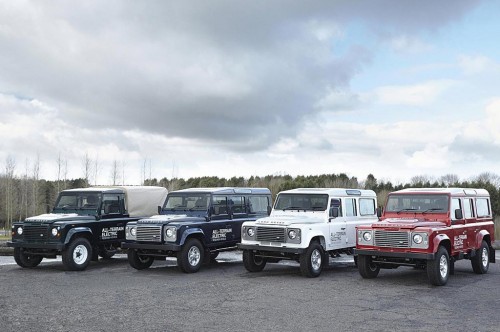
(1, 251), (499, 332)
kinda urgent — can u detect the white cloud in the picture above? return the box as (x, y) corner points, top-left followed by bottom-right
(372, 80), (457, 106)
(390, 35), (433, 54)
(458, 54), (500, 75)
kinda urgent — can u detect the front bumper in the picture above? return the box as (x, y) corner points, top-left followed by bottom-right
(7, 241), (64, 250)
(354, 248), (435, 260)
(121, 242), (181, 252)
(238, 243), (306, 254)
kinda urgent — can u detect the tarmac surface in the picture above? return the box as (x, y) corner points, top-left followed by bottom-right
(1, 250), (499, 332)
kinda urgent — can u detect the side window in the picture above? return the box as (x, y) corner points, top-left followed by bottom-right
(476, 198), (491, 218)
(463, 198), (474, 219)
(212, 195), (228, 215)
(345, 198), (357, 217)
(248, 196), (269, 214)
(451, 198), (462, 220)
(102, 194), (122, 215)
(330, 199), (342, 217)
(359, 198), (376, 216)
(230, 196), (246, 214)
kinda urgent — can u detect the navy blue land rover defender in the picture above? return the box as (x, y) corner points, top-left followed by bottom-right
(122, 187), (272, 273)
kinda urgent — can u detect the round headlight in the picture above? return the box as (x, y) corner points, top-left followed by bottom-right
(413, 234), (423, 244)
(363, 232), (372, 241)
(51, 228), (59, 237)
(166, 228), (175, 238)
(17, 227), (23, 235)
(130, 227), (137, 237)
(247, 228), (255, 237)
(288, 229), (297, 239)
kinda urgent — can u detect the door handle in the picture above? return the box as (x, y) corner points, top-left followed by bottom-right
(341, 227), (346, 230)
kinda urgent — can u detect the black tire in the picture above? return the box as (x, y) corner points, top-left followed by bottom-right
(13, 247), (43, 268)
(99, 246), (117, 260)
(299, 242), (324, 278)
(177, 238), (204, 273)
(242, 250), (267, 272)
(427, 246), (450, 286)
(127, 250), (154, 270)
(357, 254), (380, 279)
(471, 240), (490, 274)
(62, 237), (92, 271)
(353, 255), (358, 267)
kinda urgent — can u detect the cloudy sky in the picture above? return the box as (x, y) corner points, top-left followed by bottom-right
(1, 0), (499, 185)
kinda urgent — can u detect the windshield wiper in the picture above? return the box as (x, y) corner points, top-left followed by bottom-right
(312, 206), (326, 211)
(282, 206), (304, 211)
(396, 208), (418, 214)
(422, 208), (444, 214)
(170, 205), (187, 211)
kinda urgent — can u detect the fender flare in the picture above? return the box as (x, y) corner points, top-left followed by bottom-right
(475, 229), (491, 248)
(64, 227), (93, 245)
(432, 233), (451, 253)
(179, 228), (205, 246)
(303, 232), (327, 250)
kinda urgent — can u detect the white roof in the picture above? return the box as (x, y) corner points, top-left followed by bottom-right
(278, 188), (376, 197)
(393, 188), (490, 196)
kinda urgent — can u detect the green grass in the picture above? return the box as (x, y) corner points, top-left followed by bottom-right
(0, 235), (10, 241)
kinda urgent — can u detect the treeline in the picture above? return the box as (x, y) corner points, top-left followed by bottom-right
(1, 172), (499, 229)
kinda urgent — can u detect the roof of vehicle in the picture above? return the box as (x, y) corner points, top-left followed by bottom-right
(278, 188), (376, 197)
(62, 186), (168, 217)
(171, 187), (271, 195)
(392, 188), (490, 196)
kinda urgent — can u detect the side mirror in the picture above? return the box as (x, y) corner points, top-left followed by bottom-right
(158, 205), (162, 214)
(330, 207), (339, 218)
(377, 207), (383, 218)
(267, 206), (272, 216)
(454, 209), (463, 220)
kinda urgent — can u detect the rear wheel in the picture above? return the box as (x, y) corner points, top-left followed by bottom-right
(427, 246), (449, 286)
(127, 250), (154, 270)
(357, 254), (380, 279)
(300, 242), (323, 278)
(14, 247), (43, 268)
(471, 240), (490, 274)
(62, 238), (92, 271)
(242, 250), (267, 272)
(177, 238), (204, 273)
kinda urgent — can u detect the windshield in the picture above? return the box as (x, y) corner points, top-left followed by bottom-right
(163, 193), (210, 211)
(274, 194), (328, 211)
(54, 192), (102, 211)
(386, 194), (449, 213)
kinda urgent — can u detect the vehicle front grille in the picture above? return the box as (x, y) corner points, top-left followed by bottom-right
(23, 224), (49, 241)
(374, 230), (410, 248)
(256, 227), (286, 243)
(136, 225), (163, 242)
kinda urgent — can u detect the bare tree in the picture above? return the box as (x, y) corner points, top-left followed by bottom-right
(93, 154), (100, 186)
(439, 174), (459, 187)
(31, 153), (40, 216)
(82, 152), (92, 187)
(121, 160), (126, 185)
(56, 152), (63, 193)
(5, 156), (16, 229)
(110, 160), (120, 185)
(474, 172), (500, 187)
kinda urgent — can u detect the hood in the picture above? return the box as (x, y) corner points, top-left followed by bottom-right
(25, 213), (95, 223)
(137, 214), (204, 225)
(256, 214), (323, 227)
(374, 218), (447, 230)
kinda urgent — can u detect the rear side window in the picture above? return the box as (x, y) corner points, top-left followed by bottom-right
(463, 198), (474, 219)
(476, 198), (491, 217)
(359, 198), (376, 216)
(345, 198), (357, 217)
(248, 196), (269, 214)
(230, 196), (246, 214)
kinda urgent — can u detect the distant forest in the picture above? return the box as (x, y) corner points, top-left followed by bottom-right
(1, 171), (499, 229)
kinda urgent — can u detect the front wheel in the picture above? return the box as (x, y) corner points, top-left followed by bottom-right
(14, 247), (43, 268)
(299, 242), (323, 278)
(177, 238), (204, 273)
(357, 254), (380, 279)
(127, 250), (154, 270)
(471, 240), (490, 274)
(242, 250), (267, 272)
(62, 238), (92, 271)
(427, 246), (449, 286)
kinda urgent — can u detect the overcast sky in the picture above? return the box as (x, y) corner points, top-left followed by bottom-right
(1, 0), (499, 185)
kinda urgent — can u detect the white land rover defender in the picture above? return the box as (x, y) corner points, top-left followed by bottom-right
(238, 188), (379, 277)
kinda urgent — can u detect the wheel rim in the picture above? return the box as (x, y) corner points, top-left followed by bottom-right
(311, 249), (322, 271)
(139, 256), (151, 264)
(188, 246), (201, 266)
(481, 247), (488, 268)
(439, 254), (448, 279)
(73, 244), (88, 265)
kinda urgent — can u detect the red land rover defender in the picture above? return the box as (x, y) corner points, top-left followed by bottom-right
(355, 188), (495, 286)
